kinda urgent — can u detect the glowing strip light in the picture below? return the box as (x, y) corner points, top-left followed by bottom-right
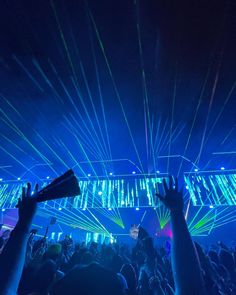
(184, 173), (236, 206)
(0, 176), (167, 209)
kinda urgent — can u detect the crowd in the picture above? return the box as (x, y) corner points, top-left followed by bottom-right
(0, 177), (235, 294)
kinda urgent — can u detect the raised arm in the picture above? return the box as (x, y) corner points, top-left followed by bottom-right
(0, 183), (37, 295)
(156, 176), (206, 295)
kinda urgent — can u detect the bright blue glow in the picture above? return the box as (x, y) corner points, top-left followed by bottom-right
(108, 208), (112, 211)
(185, 173), (236, 206)
(156, 170), (160, 174)
(0, 178), (2, 181)
(59, 207), (62, 211)
(2, 208), (5, 212)
(109, 172), (113, 176)
(209, 205), (214, 209)
(132, 171), (136, 174)
(88, 174), (91, 177)
(194, 169), (198, 172)
(82, 207), (86, 211)
(221, 167), (225, 170)
(17, 177), (21, 180)
(135, 207), (139, 211)
(1, 174), (235, 210)
(46, 176), (50, 179)
(0, 176), (166, 209)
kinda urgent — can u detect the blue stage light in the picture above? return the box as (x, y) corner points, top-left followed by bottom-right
(2, 208), (5, 212)
(46, 176), (50, 179)
(59, 207), (62, 211)
(194, 169), (198, 172)
(186, 186), (189, 190)
(209, 205), (214, 209)
(108, 208), (112, 211)
(17, 177), (21, 181)
(98, 191), (103, 196)
(109, 172), (113, 176)
(88, 174), (91, 177)
(135, 207), (140, 211)
(156, 170), (160, 174)
(82, 207), (86, 211)
(0, 178), (2, 181)
(220, 167), (225, 170)
(132, 171), (136, 174)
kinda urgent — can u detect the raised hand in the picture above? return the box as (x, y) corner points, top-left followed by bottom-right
(16, 183), (38, 228)
(0, 183), (39, 294)
(156, 176), (184, 212)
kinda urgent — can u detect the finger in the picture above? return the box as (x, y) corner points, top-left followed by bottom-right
(169, 175), (173, 189)
(175, 177), (179, 191)
(156, 193), (165, 203)
(163, 178), (168, 192)
(16, 197), (21, 208)
(27, 183), (31, 198)
(34, 183), (39, 195)
(22, 187), (26, 199)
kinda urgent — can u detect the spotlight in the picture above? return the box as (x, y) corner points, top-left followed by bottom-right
(17, 177), (21, 181)
(209, 205), (214, 209)
(2, 208), (5, 212)
(194, 169), (198, 172)
(88, 174), (91, 177)
(156, 170), (160, 174)
(132, 171), (136, 174)
(59, 207), (62, 211)
(186, 186), (189, 190)
(82, 207), (86, 211)
(121, 200), (125, 205)
(108, 208), (112, 211)
(220, 167), (225, 170)
(98, 191), (103, 196)
(0, 178), (3, 181)
(109, 172), (113, 176)
(135, 207), (140, 211)
(46, 176), (50, 179)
